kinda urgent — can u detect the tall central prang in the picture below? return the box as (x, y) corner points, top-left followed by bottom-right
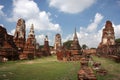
(70, 28), (82, 55)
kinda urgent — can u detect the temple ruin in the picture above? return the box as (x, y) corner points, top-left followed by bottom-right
(56, 28), (82, 61)
(97, 20), (120, 62)
(43, 35), (51, 56)
(98, 20), (115, 47)
(0, 18), (52, 61)
(70, 28), (82, 55)
(54, 33), (62, 52)
(1, 18), (120, 63)
(0, 26), (18, 61)
(13, 18), (26, 52)
(19, 24), (36, 60)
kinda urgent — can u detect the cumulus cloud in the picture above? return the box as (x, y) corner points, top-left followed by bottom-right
(8, 0), (61, 32)
(8, 29), (15, 35)
(63, 12), (120, 48)
(5, 0), (62, 45)
(48, 0), (96, 14)
(77, 13), (104, 47)
(36, 34), (45, 45)
(63, 28), (102, 48)
(63, 13), (103, 48)
(0, 5), (5, 16)
(79, 29), (102, 48)
(87, 13), (104, 32)
(113, 24), (120, 38)
(35, 33), (55, 46)
(0, 24), (4, 27)
(84, 22), (120, 48)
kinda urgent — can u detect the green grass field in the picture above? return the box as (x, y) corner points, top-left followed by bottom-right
(0, 56), (120, 80)
(93, 56), (120, 80)
(0, 56), (80, 80)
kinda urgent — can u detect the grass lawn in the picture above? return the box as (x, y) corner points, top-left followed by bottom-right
(92, 56), (120, 80)
(0, 55), (120, 80)
(0, 56), (80, 80)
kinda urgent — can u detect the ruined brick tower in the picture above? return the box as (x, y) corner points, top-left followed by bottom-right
(70, 28), (81, 55)
(43, 35), (51, 56)
(54, 33), (62, 50)
(13, 18), (26, 51)
(97, 21), (116, 56)
(0, 26), (18, 60)
(99, 20), (115, 47)
(19, 24), (36, 59)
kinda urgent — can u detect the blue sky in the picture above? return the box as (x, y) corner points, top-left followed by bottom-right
(0, 0), (120, 48)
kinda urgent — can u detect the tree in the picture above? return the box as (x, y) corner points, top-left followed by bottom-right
(115, 38), (120, 43)
(82, 44), (88, 49)
(63, 40), (73, 49)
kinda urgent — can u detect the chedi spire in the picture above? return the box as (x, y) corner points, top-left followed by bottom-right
(28, 24), (35, 38)
(70, 28), (82, 55)
(19, 24), (36, 60)
(71, 27), (81, 50)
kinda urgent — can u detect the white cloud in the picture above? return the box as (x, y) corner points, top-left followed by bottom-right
(78, 29), (102, 48)
(87, 13), (104, 32)
(6, 0), (62, 46)
(63, 13), (103, 48)
(63, 19), (120, 48)
(78, 13), (103, 47)
(84, 23), (120, 48)
(35, 33), (54, 46)
(113, 24), (120, 38)
(8, 0), (61, 32)
(48, 0), (96, 14)
(11, 0), (39, 20)
(0, 5), (4, 16)
(62, 34), (72, 42)
(36, 34), (45, 45)
(0, 24), (4, 27)
(63, 29), (102, 48)
(25, 11), (61, 32)
(8, 29), (15, 35)
(77, 13), (104, 48)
